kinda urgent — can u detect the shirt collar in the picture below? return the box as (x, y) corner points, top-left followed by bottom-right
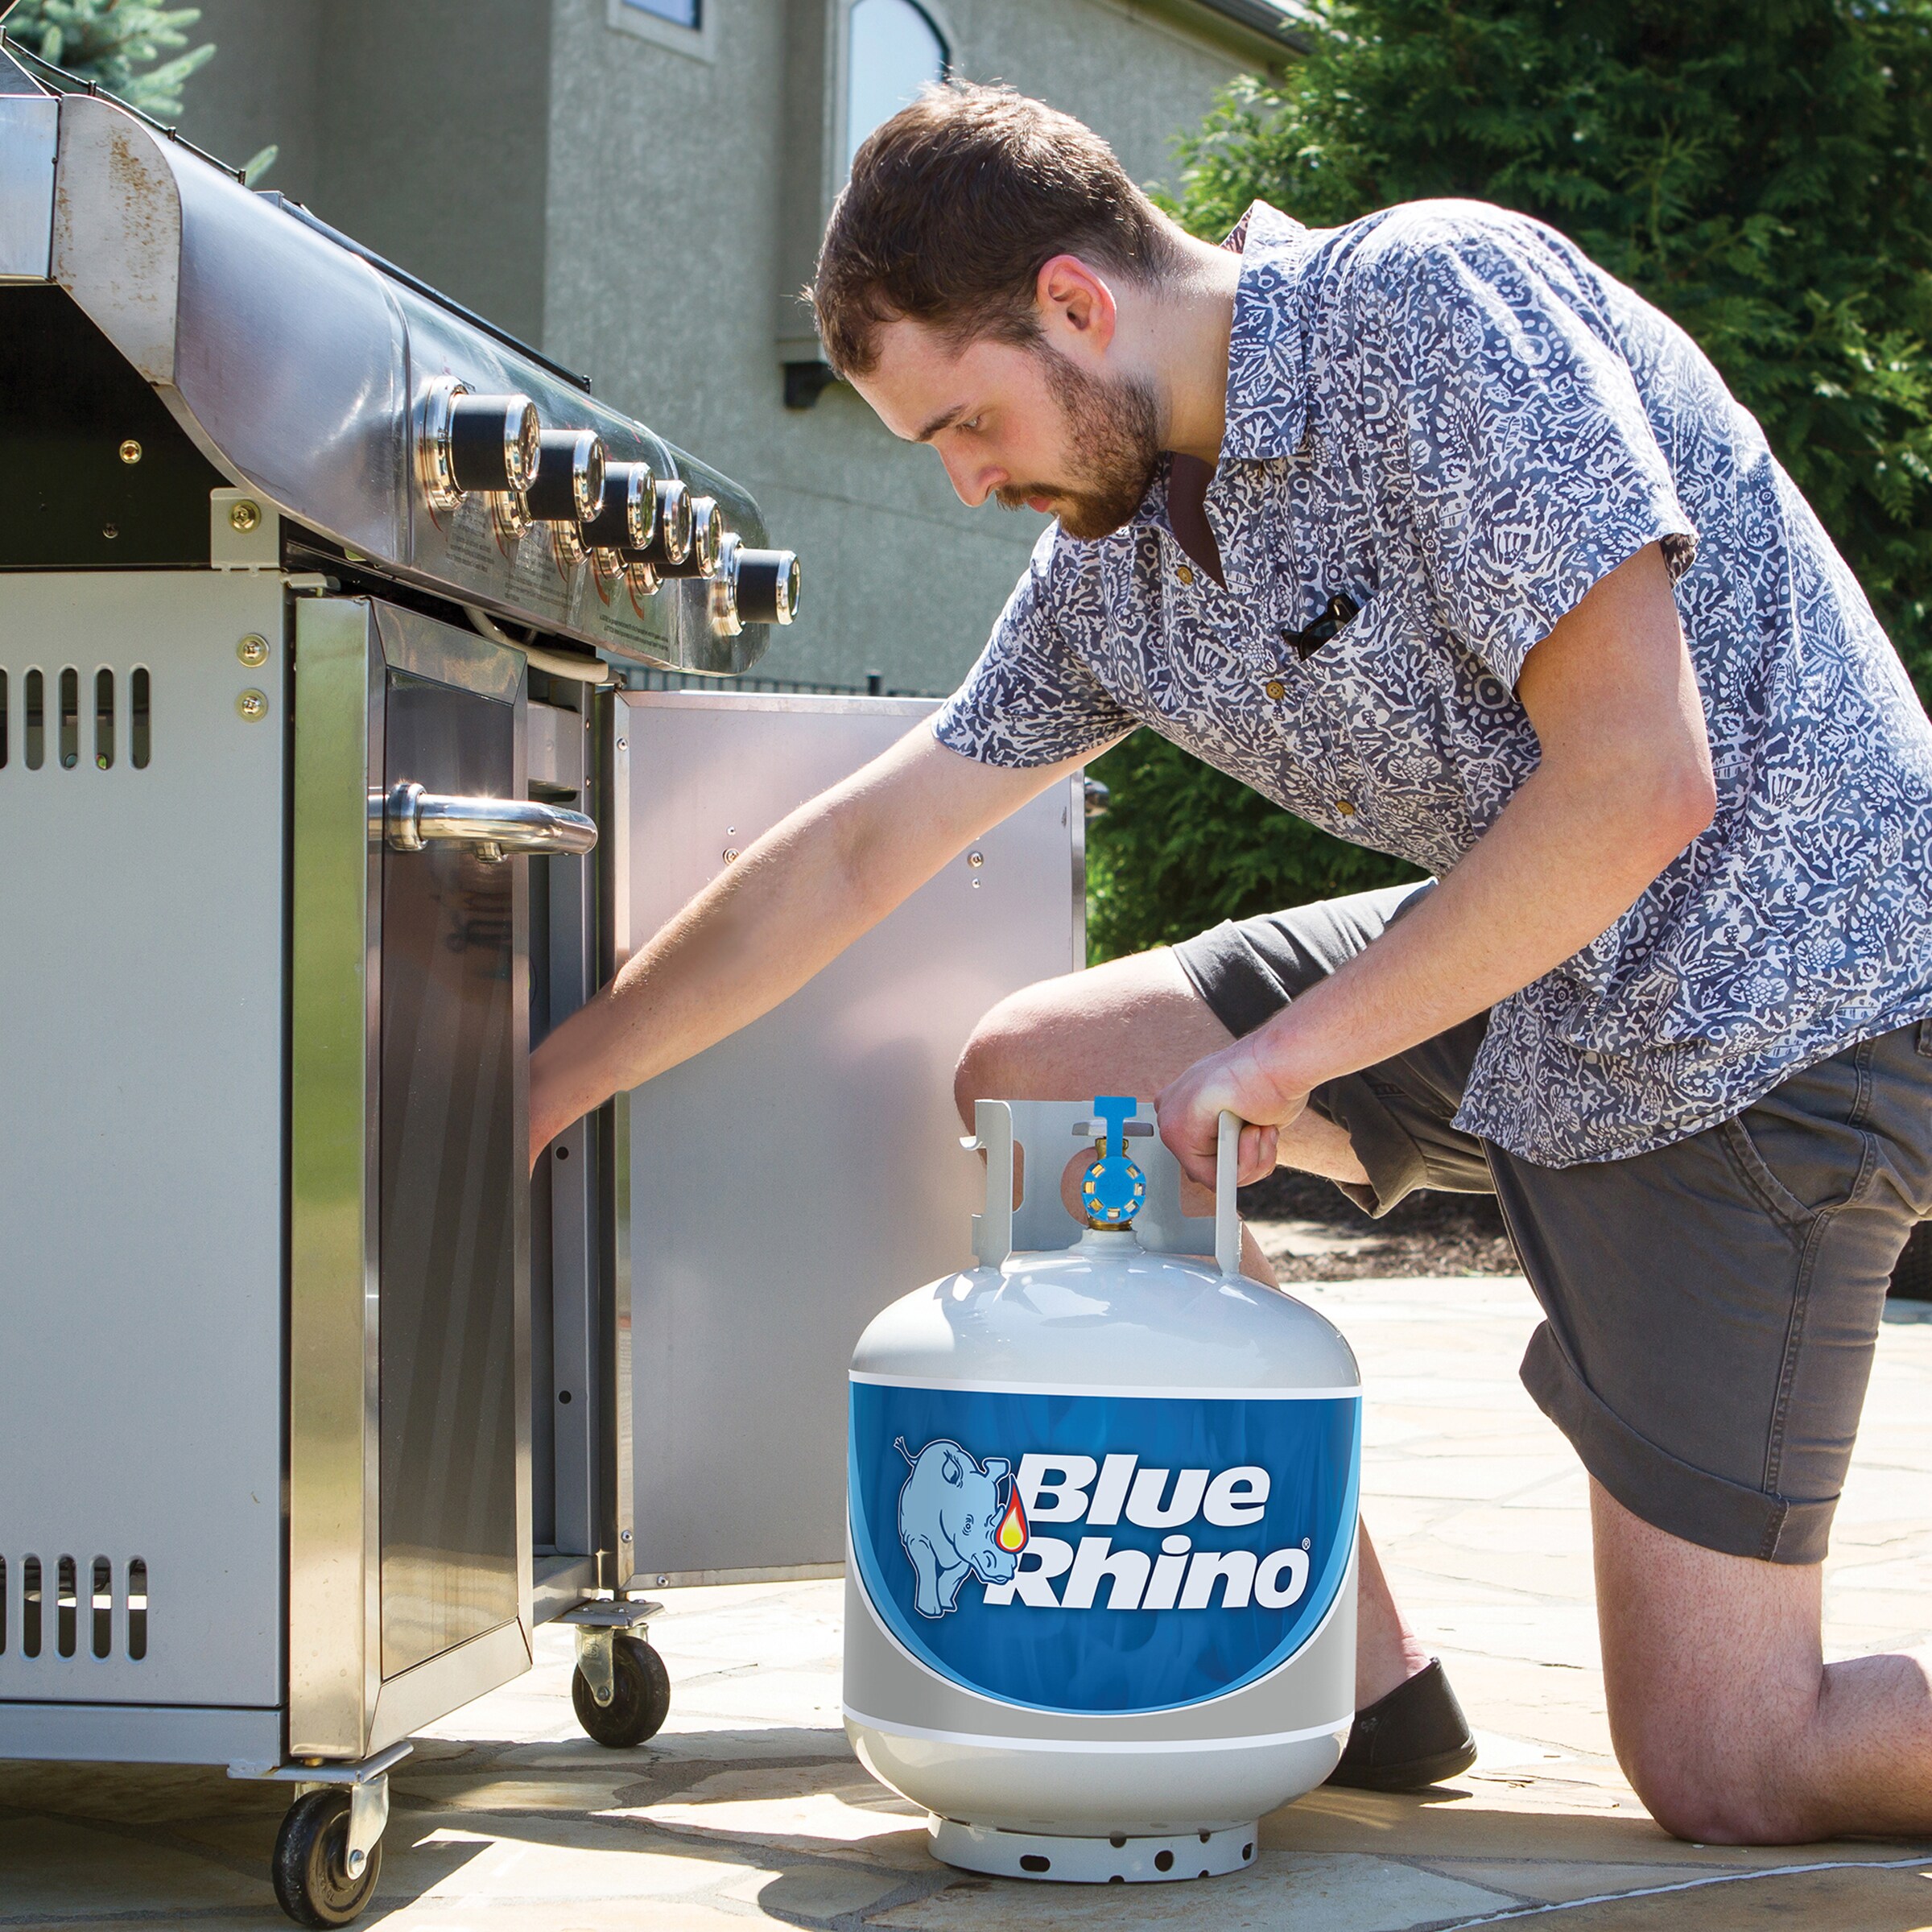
(1088, 201), (1311, 547)
(1218, 200), (1315, 464)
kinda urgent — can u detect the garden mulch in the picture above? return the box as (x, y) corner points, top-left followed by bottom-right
(1241, 1165), (1521, 1283)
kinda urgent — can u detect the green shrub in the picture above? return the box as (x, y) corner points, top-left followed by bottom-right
(1085, 737), (1422, 960)
(1091, 0), (1932, 961)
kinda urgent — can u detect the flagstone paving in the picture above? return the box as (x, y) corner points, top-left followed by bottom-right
(6, 1276), (1932, 1930)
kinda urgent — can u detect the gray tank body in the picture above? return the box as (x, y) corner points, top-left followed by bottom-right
(844, 1101), (1361, 1883)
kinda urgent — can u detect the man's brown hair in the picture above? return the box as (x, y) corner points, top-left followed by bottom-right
(811, 83), (1181, 379)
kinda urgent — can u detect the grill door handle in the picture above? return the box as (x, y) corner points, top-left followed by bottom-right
(380, 781), (597, 862)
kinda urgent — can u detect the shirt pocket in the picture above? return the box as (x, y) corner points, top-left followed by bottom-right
(1282, 589), (1484, 861)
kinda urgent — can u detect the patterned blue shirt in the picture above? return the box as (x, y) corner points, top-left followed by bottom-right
(934, 200), (1932, 1166)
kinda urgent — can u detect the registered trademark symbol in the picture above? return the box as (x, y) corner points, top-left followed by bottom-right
(1302, 1538), (1311, 1550)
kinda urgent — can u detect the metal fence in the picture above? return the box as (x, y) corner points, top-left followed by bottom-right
(621, 667), (943, 700)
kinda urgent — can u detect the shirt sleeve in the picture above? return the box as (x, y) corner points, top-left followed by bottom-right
(932, 528), (1137, 768)
(1363, 206), (1698, 691)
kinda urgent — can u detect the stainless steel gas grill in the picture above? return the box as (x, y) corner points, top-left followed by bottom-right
(0, 40), (1083, 1932)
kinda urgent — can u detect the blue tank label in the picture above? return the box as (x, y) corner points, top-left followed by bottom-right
(848, 1380), (1360, 1715)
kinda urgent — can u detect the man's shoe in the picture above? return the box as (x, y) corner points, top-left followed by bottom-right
(1326, 1658), (1477, 1791)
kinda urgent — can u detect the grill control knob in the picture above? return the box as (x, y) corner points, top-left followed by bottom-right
(418, 378), (541, 509)
(737, 547), (801, 625)
(709, 534), (801, 636)
(452, 394), (541, 493)
(653, 495), (724, 579)
(625, 479), (693, 571)
(526, 429), (606, 526)
(580, 459), (658, 560)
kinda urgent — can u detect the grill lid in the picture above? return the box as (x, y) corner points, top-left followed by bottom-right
(1, 80), (783, 675)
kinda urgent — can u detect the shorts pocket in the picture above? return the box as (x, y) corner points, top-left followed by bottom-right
(1717, 1083), (1880, 1234)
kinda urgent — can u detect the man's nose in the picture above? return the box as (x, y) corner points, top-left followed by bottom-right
(939, 446), (1003, 509)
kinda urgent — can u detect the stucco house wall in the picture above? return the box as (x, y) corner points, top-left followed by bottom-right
(179, 0), (1288, 693)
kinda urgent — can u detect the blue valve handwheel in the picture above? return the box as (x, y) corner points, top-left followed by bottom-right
(1081, 1150), (1147, 1224)
(1081, 1096), (1150, 1224)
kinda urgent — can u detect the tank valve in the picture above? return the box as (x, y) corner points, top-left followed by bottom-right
(1078, 1093), (1149, 1227)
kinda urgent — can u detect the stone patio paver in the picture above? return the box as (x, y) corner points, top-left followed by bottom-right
(3, 1274), (1932, 1929)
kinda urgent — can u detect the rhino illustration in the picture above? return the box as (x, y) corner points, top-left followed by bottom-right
(895, 1436), (1020, 1618)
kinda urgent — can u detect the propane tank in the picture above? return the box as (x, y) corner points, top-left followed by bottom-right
(845, 1098), (1361, 1885)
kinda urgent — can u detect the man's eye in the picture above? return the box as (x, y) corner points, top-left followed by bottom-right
(960, 415), (983, 433)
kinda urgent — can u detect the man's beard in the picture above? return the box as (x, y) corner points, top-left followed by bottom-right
(996, 345), (1161, 542)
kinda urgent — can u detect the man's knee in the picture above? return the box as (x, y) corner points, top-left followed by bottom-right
(1615, 1700), (1814, 1845)
(1593, 1484), (1830, 1844)
(953, 992), (1046, 1128)
(953, 947), (1227, 1131)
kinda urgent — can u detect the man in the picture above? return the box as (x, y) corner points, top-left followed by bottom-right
(532, 84), (1932, 1839)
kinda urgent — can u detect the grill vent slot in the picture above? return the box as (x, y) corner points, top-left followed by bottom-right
(94, 669), (114, 770)
(91, 1557), (113, 1657)
(56, 1554), (76, 1657)
(126, 1558), (148, 1660)
(130, 667), (151, 769)
(21, 1556), (41, 1656)
(1, 1555), (150, 1662)
(57, 667), (78, 770)
(23, 668), (43, 769)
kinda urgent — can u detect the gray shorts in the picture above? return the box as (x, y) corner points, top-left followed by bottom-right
(1173, 881), (1932, 1565)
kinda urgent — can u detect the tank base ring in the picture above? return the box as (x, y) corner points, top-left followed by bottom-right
(929, 1818), (1258, 1883)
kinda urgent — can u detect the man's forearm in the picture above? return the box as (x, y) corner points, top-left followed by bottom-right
(528, 794), (882, 1156)
(527, 724), (1086, 1164)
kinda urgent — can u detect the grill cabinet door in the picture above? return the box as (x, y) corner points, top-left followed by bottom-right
(613, 692), (1084, 1584)
(378, 672), (523, 1675)
(290, 597), (534, 1760)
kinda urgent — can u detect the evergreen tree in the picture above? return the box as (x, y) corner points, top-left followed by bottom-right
(6, 1), (213, 118)
(1088, 0), (1932, 960)
(5, 0), (274, 178)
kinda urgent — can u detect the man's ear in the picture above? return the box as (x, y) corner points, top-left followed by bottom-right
(1035, 254), (1118, 357)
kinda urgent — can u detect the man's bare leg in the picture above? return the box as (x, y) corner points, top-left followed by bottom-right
(956, 946), (1427, 1708)
(1594, 1479), (1932, 1840)
(1354, 1521), (1434, 1707)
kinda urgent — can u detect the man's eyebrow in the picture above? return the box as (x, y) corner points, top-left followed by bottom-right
(914, 405), (968, 444)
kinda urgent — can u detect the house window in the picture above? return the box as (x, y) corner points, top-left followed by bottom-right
(844, 0), (947, 174)
(609, 0), (713, 62)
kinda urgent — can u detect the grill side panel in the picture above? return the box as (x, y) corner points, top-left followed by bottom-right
(0, 572), (287, 1711)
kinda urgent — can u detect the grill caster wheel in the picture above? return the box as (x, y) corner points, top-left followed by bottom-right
(271, 1788), (382, 1927)
(572, 1632), (671, 1747)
